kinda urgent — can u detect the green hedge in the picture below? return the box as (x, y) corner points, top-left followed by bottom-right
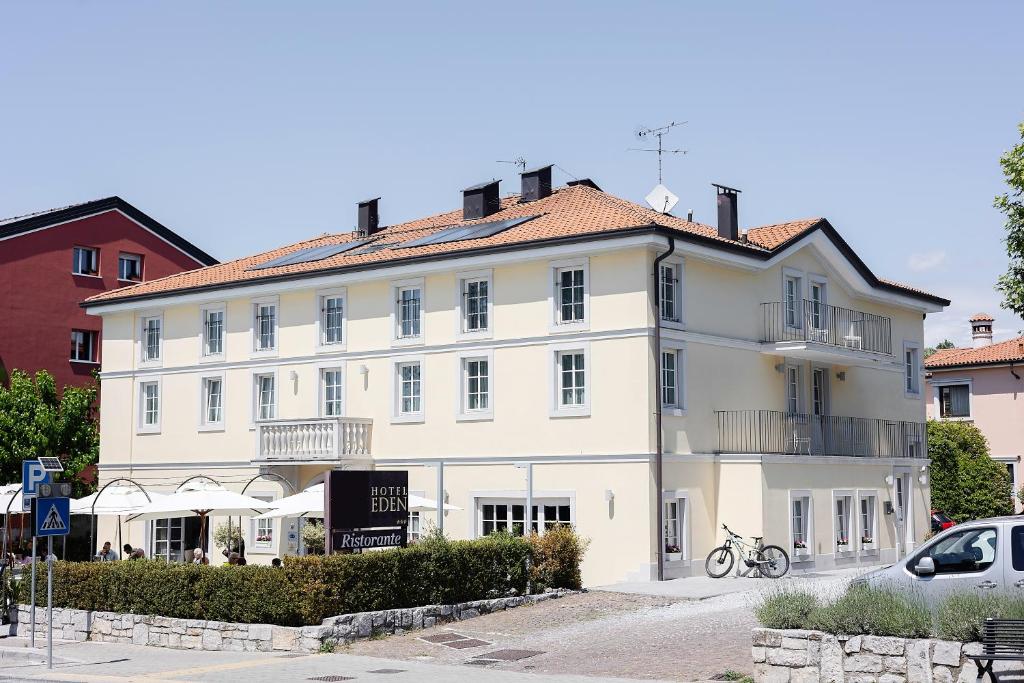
(17, 533), (547, 626)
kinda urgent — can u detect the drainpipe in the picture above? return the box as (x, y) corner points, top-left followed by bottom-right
(652, 234), (675, 581)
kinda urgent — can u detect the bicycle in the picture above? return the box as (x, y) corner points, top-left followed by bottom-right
(705, 524), (790, 579)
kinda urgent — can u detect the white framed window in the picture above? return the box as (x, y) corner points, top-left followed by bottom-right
(934, 379), (972, 419)
(140, 314), (163, 365)
(138, 379), (161, 433)
(549, 258), (589, 332)
(149, 518), (185, 562)
(808, 276), (827, 331)
(904, 341), (921, 396)
(199, 374), (225, 430)
(316, 288), (347, 350)
(550, 344), (590, 417)
(659, 257), (684, 326)
(320, 367), (344, 417)
(72, 246), (99, 276)
(253, 371), (276, 422)
(456, 270), (493, 340)
(118, 253), (143, 282)
(663, 490), (689, 560)
(857, 490), (878, 550)
(200, 304), (225, 360)
(811, 366), (829, 417)
(392, 357), (424, 423)
(660, 343), (686, 414)
(790, 490), (812, 559)
(70, 329), (98, 363)
(409, 510), (422, 543)
(252, 298), (278, 355)
(458, 350), (493, 421)
(477, 497), (573, 537)
(833, 490), (854, 553)
(249, 494), (275, 550)
(390, 278), (424, 346)
(783, 268), (804, 329)
(785, 364), (803, 414)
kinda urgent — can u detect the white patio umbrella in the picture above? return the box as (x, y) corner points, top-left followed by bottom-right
(73, 485), (166, 559)
(254, 485), (461, 521)
(1, 484), (26, 558)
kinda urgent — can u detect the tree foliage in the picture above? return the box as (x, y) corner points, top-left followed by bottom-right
(996, 122), (1024, 318)
(0, 370), (99, 496)
(924, 339), (955, 358)
(928, 419), (1013, 522)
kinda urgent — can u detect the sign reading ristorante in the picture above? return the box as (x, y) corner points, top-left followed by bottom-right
(325, 471), (409, 553)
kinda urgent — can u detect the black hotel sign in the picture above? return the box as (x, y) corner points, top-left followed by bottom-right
(325, 470), (408, 553)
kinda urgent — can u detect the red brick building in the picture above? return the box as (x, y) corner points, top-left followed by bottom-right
(0, 197), (217, 389)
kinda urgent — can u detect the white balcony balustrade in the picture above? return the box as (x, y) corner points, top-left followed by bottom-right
(254, 418), (372, 463)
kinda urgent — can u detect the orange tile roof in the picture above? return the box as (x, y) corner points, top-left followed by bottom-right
(81, 184), (939, 306)
(926, 337), (1024, 368)
(970, 312), (995, 322)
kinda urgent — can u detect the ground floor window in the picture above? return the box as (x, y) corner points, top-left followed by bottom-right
(858, 491), (877, 548)
(834, 491), (853, 552)
(790, 491), (812, 556)
(478, 498), (572, 537)
(250, 495), (274, 549)
(663, 497), (686, 557)
(409, 511), (421, 542)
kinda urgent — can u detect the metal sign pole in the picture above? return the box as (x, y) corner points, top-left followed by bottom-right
(30, 536), (36, 648)
(46, 535), (53, 669)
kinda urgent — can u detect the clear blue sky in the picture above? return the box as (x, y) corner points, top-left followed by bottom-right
(2, 2), (1022, 345)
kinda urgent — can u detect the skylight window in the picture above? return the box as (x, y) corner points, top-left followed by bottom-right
(397, 215), (540, 249)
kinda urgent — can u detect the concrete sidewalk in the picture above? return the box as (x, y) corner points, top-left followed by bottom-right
(0, 638), (663, 682)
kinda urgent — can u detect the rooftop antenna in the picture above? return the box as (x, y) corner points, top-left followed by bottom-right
(629, 121), (688, 185)
(497, 156), (527, 173)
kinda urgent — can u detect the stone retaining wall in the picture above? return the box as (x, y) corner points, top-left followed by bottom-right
(9, 589), (574, 653)
(753, 628), (990, 682)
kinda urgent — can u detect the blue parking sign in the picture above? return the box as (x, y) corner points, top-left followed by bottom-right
(22, 460), (50, 497)
(35, 497), (70, 537)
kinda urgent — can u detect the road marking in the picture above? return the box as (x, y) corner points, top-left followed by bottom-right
(20, 654), (321, 682)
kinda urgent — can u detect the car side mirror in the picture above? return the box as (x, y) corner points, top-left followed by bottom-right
(915, 556), (935, 576)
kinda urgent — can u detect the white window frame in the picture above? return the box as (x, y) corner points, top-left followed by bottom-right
(789, 489), (813, 560)
(782, 267), (804, 330)
(315, 287), (347, 352)
(70, 329), (99, 364)
(784, 362), (803, 414)
(251, 369), (278, 424)
(251, 296), (279, 357)
(198, 373), (225, 431)
(832, 489), (855, 554)
(118, 252), (143, 282)
(660, 341), (686, 416)
(199, 303), (226, 362)
(72, 245), (100, 276)
(319, 365), (345, 418)
(455, 269), (493, 341)
(137, 378), (162, 434)
(391, 356), (424, 424)
(139, 313), (164, 367)
(857, 490), (878, 552)
(662, 489), (690, 562)
(549, 342), (591, 418)
(457, 349), (494, 421)
(807, 274), (828, 333)
(903, 340), (922, 397)
(810, 364), (830, 417)
(391, 277), (425, 347)
(408, 489), (426, 542)
(658, 256), (685, 329)
(249, 493), (276, 553)
(932, 377), (973, 421)
(473, 494), (575, 538)
(549, 258), (590, 333)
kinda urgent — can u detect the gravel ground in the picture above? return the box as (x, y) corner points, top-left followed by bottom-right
(344, 572), (861, 681)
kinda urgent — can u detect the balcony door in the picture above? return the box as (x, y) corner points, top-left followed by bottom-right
(808, 281), (827, 339)
(892, 467), (914, 558)
(810, 367), (831, 454)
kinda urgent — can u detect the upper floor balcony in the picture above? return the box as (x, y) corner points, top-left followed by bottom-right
(716, 409), (925, 458)
(760, 300), (892, 365)
(254, 417), (373, 465)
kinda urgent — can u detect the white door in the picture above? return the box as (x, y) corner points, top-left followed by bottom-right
(893, 470), (913, 557)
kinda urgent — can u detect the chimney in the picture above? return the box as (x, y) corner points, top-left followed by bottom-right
(463, 180), (500, 220)
(713, 183), (741, 241)
(520, 165), (553, 203)
(970, 313), (994, 348)
(357, 198), (380, 237)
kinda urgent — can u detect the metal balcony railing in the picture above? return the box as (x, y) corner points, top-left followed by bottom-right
(716, 410), (925, 458)
(761, 300), (892, 355)
(255, 418), (373, 462)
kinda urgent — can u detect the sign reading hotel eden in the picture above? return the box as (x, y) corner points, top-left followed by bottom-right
(325, 470), (409, 553)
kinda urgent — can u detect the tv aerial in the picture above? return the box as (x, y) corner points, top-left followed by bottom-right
(630, 121), (687, 213)
(497, 156), (527, 173)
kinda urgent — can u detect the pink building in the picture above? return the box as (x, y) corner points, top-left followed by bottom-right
(925, 313), (1024, 495)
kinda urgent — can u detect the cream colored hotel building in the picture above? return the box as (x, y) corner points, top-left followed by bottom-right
(84, 168), (948, 585)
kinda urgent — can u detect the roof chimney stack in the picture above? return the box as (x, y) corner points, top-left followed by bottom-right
(970, 313), (994, 348)
(357, 198), (380, 237)
(463, 180), (501, 220)
(520, 165), (553, 203)
(713, 184), (741, 241)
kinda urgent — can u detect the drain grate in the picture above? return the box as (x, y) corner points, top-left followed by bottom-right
(467, 659), (495, 666)
(368, 669), (406, 674)
(474, 649), (545, 662)
(307, 677), (355, 682)
(443, 638), (491, 649)
(280, 653), (308, 658)
(420, 632), (467, 644)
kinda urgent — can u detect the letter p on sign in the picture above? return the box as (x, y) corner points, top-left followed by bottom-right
(22, 460), (50, 497)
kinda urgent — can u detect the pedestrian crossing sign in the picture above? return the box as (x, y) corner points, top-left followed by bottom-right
(34, 496), (70, 537)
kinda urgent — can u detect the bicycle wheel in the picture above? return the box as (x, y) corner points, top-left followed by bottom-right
(757, 545), (790, 578)
(705, 545), (735, 578)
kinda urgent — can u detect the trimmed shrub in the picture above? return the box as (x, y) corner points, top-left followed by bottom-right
(528, 526), (589, 591)
(17, 534), (544, 626)
(755, 585), (929, 638)
(936, 593), (1024, 642)
(754, 589), (820, 630)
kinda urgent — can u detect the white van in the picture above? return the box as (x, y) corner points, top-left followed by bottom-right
(858, 516), (1023, 602)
